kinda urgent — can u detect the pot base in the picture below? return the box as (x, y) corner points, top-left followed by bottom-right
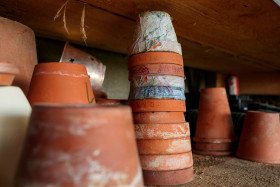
(143, 167), (194, 186)
(193, 149), (234, 156)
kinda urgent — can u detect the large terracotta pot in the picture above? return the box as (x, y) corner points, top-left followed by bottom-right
(133, 112), (185, 124)
(27, 63), (95, 105)
(193, 88), (237, 155)
(15, 104), (144, 186)
(0, 17), (37, 95)
(236, 111), (280, 164)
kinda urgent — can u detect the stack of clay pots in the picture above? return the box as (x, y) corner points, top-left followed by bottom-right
(128, 11), (193, 186)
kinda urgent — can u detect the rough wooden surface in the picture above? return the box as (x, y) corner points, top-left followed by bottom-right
(0, 0), (279, 73)
(146, 154), (280, 187)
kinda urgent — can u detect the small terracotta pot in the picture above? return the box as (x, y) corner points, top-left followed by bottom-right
(135, 123), (190, 139)
(133, 112), (185, 124)
(0, 17), (38, 95)
(27, 63), (95, 105)
(143, 167), (194, 186)
(129, 64), (184, 80)
(0, 86), (31, 187)
(140, 152), (193, 171)
(96, 98), (129, 105)
(193, 88), (236, 155)
(16, 104), (143, 186)
(236, 111), (280, 164)
(130, 99), (186, 112)
(128, 52), (183, 68)
(137, 138), (191, 154)
(0, 62), (19, 86)
(194, 142), (236, 152)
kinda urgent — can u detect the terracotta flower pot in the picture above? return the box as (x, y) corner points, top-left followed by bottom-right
(236, 111), (280, 164)
(128, 64), (184, 80)
(143, 167), (194, 186)
(0, 62), (19, 86)
(133, 112), (185, 124)
(129, 11), (182, 55)
(137, 138), (191, 154)
(140, 152), (193, 171)
(128, 52), (183, 68)
(96, 98), (129, 105)
(130, 99), (186, 112)
(15, 104), (143, 186)
(193, 88), (237, 155)
(135, 123), (190, 139)
(27, 63), (95, 105)
(0, 86), (31, 187)
(0, 17), (37, 95)
(129, 86), (185, 100)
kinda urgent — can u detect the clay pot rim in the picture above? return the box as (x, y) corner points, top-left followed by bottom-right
(33, 103), (130, 109)
(135, 122), (189, 126)
(36, 62), (87, 69)
(246, 110), (279, 115)
(236, 155), (280, 164)
(139, 151), (192, 156)
(137, 136), (190, 141)
(193, 137), (237, 143)
(0, 62), (20, 75)
(143, 166), (194, 172)
(193, 150), (234, 156)
(200, 87), (226, 92)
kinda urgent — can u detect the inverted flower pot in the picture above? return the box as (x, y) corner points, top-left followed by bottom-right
(133, 112), (185, 124)
(236, 111), (280, 164)
(27, 63), (95, 105)
(137, 138), (191, 154)
(0, 17), (37, 95)
(135, 123), (190, 139)
(15, 104), (144, 186)
(193, 88), (237, 155)
(143, 167), (194, 186)
(128, 52), (183, 69)
(130, 99), (186, 112)
(129, 11), (182, 55)
(140, 152), (193, 171)
(0, 86), (31, 187)
(128, 64), (184, 80)
(0, 62), (19, 85)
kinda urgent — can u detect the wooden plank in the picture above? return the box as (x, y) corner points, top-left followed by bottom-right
(82, 0), (280, 70)
(0, 0), (277, 73)
(237, 72), (280, 95)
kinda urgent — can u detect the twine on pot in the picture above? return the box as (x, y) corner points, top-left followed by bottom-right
(54, 0), (70, 34)
(80, 3), (87, 45)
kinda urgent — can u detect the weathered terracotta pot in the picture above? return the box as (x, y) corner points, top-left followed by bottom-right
(129, 11), (182, 55)
(0, 17), (37, 95)
(16, 104), (143, 186)
(130, 99), (186, 112)
(0, 86), (31, 187)
(133, 112), (185, 124)
(0, 62), (19, 85)
(143, 167), (194, 186)
(27, 63), (95, 105)
(137, 138), (191, 154)
(140, 152), (193, 171)
(129, 64), (184, 80)
(193, 88), (236, 155)
(236, 111), (280, 164)
(96, 98), (129, 105)
(128, 52), (183, 69)
(135, 123), (190, 139)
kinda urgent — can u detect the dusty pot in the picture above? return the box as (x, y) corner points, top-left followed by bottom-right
(128, 64), (184, 80)
(193, 88), (237, 155)
(129, 11), (182, 55)
(133, 112), (185, 124)
(236, 111), (280, 164)
(128, 52), (183, 69)
(0, 86), (31, 187)
(15, 104), (143, 186)
(140, 152), (193, 171)
(130, 99), (186, 112)
(0, 62), (19, 85)
(143, 167), (194, 186)
(0, 17), (37, 95)
(135, 123), (190, 139)
(96, 98), (129, 105)
(27, 63), (95, 105)
(137, 137), (191, 154)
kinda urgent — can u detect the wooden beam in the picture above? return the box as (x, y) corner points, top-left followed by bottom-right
(0, 0), (278, 73)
